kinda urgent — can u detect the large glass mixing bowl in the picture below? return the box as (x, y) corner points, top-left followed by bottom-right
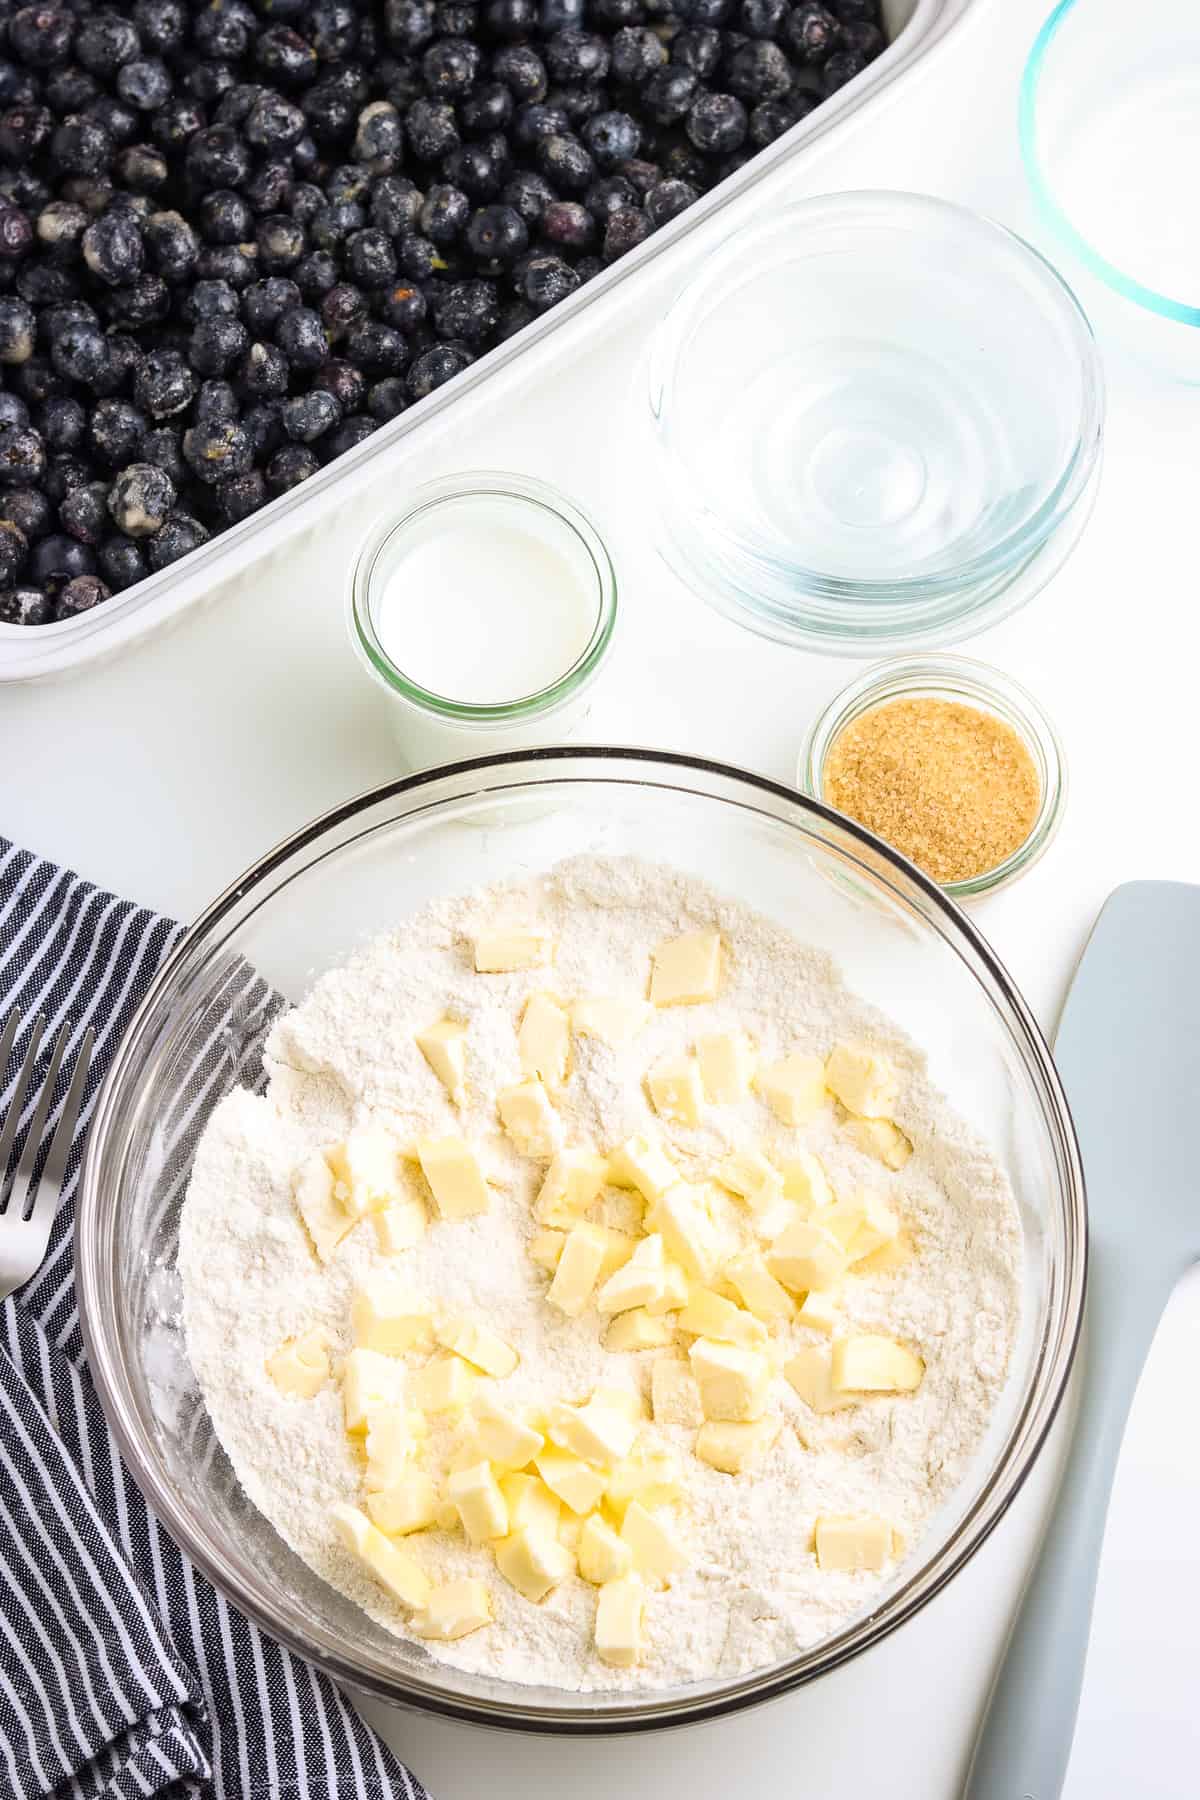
(77, 750), (1085, 1732)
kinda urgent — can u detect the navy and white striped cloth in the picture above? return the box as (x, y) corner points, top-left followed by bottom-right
(0, 839), (430, 1800)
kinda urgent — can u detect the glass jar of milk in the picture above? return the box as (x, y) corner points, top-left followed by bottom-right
(348, 471), (617, 769)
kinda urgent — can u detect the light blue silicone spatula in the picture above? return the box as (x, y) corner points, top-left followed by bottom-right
(965, 881), (1200, 1799)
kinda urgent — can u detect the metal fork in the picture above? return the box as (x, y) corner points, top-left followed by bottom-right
(0, 1009), (94, 1302)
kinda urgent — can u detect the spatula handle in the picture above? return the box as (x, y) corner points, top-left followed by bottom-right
(964, 1249), (1170, 1800)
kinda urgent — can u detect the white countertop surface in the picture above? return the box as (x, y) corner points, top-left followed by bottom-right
(4, 0), (1198, 1791)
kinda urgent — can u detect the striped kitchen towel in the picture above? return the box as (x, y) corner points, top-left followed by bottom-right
(0, 838), (430, 1800)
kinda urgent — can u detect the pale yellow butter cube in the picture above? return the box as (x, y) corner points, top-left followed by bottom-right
(604, 1308), (676, 1352)
(767, 1219), (848, 1293)
(594, 1226), (638, 1284)
(646, 1185), (722, 1284)
(647, 1057), (705, 1127)
(342, 1347), (403, 1434)
(605, 1452), (683, 1519)
(596, 1232), (668, 1315)
(650, 1356), (704, 1428)
(796, 1290), (840, 1335)
(718, 1148), (785, 1216)
(446, 1460), (509, 1542)
(595, 1575), (645, 1667)
(677, 1287), (768, 1349)
(578, 1512), (633, 1585)
(689, 1338), (771, 1422)
(592, 1385), (643, 1421)
(474, 1394), (544, 1469)
(410, 1578), (492, 1639)
(695, 1419), (779, 1475)
(293, 1153), (354, 1263)
(437, 1316), (518, 1378)
(325, 1128), (400, 1220)
(855, 1229), (917, 1276)
(329, 1503), (431, 1610)
(410, 1354), (476, 1413)
(416, 1018), (468, 1108)
(535, 1447), (608, 1514)
(266, 1327), (328, 1398)
(643, 1258), (689, 1316)
(825, 1044), (899, 1119)
(495, 1527), (572, 1602)
(473, 928), (553, 973)
(847, 1115), (912, 1170)
(374, 1196), (427, 1253)
(519, 992), (571, 1088)
(416, 1137), (490, 1220)
(756, 1054), (827, 1126)
(606, 1134), (678, 1201)
(497, 1079), (560, 1158)
(779, 1149), (833, 1212)
(621, 1501), (686, 1585)
(529, 1227), (566, 1272)
(364, 1406), (427, 1490)
(650, 931), (722, 1008)
(814, 1513), (894, 1573)
(783, 1347), (857, 1415)
(831, 1334), (924, 1394)
(697, 1031), (756, 1103)
(366, 1471), (438, 1536)
(500, 1472), (560, 1539)
(534, 1149), (608, 1227)
(548, 1400), (638, 1467)
(724, 1250), (795, 1322)
(844, 1191), (902, 1264)
(352, 1276), (431, 1356)
(547, 1221), (609, 1317)
(571, 995), (652, 1049)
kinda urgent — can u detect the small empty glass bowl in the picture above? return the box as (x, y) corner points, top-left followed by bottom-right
(646, 191), (1104, 653)
(1022, 0), (1200, 381)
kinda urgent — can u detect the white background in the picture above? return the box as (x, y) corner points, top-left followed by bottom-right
(3, 0), (1198, 1792)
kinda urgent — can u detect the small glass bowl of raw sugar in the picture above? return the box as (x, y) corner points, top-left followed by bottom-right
(800, 655), (1068, 900)
(348, 472), (617, 769)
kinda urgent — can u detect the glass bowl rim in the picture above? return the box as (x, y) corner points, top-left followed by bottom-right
(76, 746), (1087, 1733)
(1020, 0), (1200, 329)
(800, 654), (1069, 899)
(647, 189), (1105, 603)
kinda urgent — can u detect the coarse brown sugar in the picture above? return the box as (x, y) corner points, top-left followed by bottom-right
(823, 697), (1041, 885)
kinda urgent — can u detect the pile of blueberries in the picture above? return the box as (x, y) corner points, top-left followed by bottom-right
(0, 0), (885, 626)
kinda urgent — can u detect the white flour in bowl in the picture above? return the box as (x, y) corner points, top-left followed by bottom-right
(178, 855), (1021, 1691)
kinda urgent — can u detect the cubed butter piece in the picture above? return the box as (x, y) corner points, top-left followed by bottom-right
(416, 1018), (468, 1108)
(596, 1232), (668, 1315)
(446, 1460), (509, 1542)
(495, 1527), (572, 1602)
(497, 1079), (560, 1158)
(650, 1356), (704, 1428)
(416, 1137), (490, 1220)
(620, 1501), (686, 1585)
(594, 1226), (638, 1283)
(825, 1044), (899, 1119)
(595, 1575), (645, 1667)
(795, 1289), (840, 1335)
(519, 992), (571, 1088)
(547, 1221), (609, 1317)
(695, 1419), (779, 1475)
(293, 1153), (354, 1263)
(374, 1196), (427, 1253)
(606, 1134), (678, 1201)
(548, 1399), (639, 1467)
(410, 1578), (492, 1639)
(437, 1316), (518, 1378)
(578, 1512), (633, 1585)
(266, 1327), (328, 1398)
(855, 1229), (917, 1276)
(604, 1308), (676, 1352)
(529, 1227), (566, 1272)
(352, 1276), (431, 1355)
(831, 1334), (924, 1394)
(329, 1503), (431, 1610)
(756, 1054), (827, 1126)
(534, 1149), (608, 1227)
(779, 1149), (833, 1212)
(474, 1394), (544, 1469)
(571, 995), (652, 1049)
(473, 928), (552, 973)
(605, 1452), (683, 1518)
(688, 1338), (771, 1422)
(724, 1250), (795, 1322)
(325, 1128), (400, 1220)
(364, 1406), (427, 1490)
(535, 1447), (609, 1515)
(814, 1513), (894, 1573)
(366, 1471), (438, 1536)
(847, 1115), (912, 1170)
(342, 1347), (403, 1434)
(767, 1219), (848, 1293)
(697, 1031), (756, 1103)
(844, 1190), (902, 1264)
(649, 931), (722, 1008)
(410, 1354), (476, 1413)
(643, 1258), (689, 1316)
(783, 1347), (857, 1415)
(500, 1472), (560, 1539)
(646, 1185), (723, 1284)
(677, 1287), (768, 1349)
(647, 1057), (705, 1127)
